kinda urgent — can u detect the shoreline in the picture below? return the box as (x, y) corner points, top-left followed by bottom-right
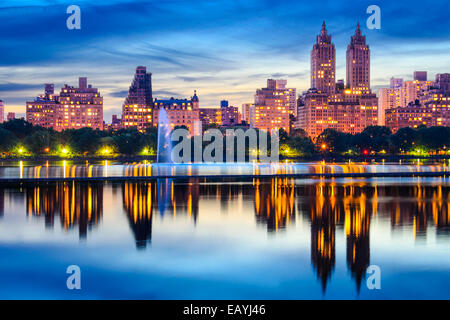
(0, 154), (449, 163)
(0, 171), (448, 186)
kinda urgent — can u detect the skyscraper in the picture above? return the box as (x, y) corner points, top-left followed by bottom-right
(298, 23), (378, 137)
(122, 66), (153, 132)
(346, 23), (370, 94)
(311, 22), (336, 95)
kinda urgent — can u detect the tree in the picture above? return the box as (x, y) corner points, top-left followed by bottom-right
(390, 127), (416, 154)
(1, 119), (34, 139)
(316, 128), (351, 153)
(0, 128), (19, 153)
(24, 129), (55, 154)
(360, 126), (392, 152)
(113, 128), (144, 155)
(67, 128), (102, 154)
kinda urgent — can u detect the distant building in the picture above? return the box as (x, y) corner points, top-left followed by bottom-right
(298, 23), (378, 137)
(26, 77), (103, 131)
(241, 103), (253, 123)
(385, 73), (450, 132)
(122, 66), (153, 132)
(220, 100), (240, 127)
(378, 72), (434, 126)
(390, 77), (403, 89)
(414, 71), (427, 82)
(250, 79), (292, 133)
(153, 91), (200, 133)
(0, 100), (4, 123)
(108, 115), (122, 131)
(199, 108), (221, 127)
(7, 112), (15, 121)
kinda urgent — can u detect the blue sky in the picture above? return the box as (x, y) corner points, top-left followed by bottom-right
(1, 0), (449, 121)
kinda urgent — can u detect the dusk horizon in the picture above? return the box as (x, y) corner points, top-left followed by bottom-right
(1, 0), (450, 121)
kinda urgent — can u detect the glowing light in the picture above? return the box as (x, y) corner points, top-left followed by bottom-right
(363, 149), (369, 155)
(61, 147), (69, 155)
(44, 147), (50, 153)
(18, 147), (25, 154)
(321, 143), (327, 150)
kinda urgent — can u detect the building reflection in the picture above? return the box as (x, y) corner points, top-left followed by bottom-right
(0, 176), (448, 292)
(254, 178), (296, 232)
(122, 179), (199, 248)
(25, 182), (102, 239)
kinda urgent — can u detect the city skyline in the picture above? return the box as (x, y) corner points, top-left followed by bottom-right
(1, 1), (450, 121)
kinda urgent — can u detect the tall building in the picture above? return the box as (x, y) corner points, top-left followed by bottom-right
(298, 23), (378, 137)
(250, 79), (292, 133)
(311, 22), (336, 95)
(153, 91), (200, 133)
(0, 100), (4, 123)
(346, 23), (370, 94)
(220, 100), (240, 127)
(122, 66), (153, 132)
(26, 77), (103, 131)
(436, 73), (450, 93)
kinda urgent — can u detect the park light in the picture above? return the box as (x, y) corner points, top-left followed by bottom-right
(363, 149), (369, 155)
(44, 147), (50, 153)
(18, 147), (24, 154)
(100, 146), (111, 155)
(61, 147), (69, 155)
(142, 147), (149, 155)
(321, 143), (327, 151)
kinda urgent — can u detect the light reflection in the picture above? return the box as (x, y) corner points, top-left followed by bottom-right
(0, 178), (448, 291)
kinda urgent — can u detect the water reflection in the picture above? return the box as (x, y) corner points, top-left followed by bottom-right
(1, 178), (449, 292)
(25, 182), (103, 239)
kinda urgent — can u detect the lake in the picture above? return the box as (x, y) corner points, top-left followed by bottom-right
(0, 162), (448, 299)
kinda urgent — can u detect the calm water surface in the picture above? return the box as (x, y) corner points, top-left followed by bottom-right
(0, 173), (449, 299)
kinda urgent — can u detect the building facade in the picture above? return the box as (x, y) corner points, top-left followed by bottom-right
(199, 108), (221, 127)
(122, 66), (153, 132)
(26, 78), (103, 131)
(220, 100), (240, 127)
(298, 23), (378, 137)
(153, 91), (200, 133)
(250, 79), (293, 133)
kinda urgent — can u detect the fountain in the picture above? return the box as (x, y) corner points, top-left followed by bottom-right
(156, 108), (172, 163)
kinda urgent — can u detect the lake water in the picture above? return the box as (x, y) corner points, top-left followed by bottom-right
(0, 162), (449, 299)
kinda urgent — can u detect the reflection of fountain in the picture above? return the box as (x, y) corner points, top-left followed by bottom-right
(157, 179), (172, 216)
(156, 108), (172, 163)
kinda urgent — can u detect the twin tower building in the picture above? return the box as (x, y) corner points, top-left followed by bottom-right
(297, 22), (378, 137)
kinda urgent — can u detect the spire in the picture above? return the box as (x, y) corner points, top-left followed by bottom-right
(355, 22), (361, 36)
(192, 90), (199, 102)
(321, 21), (327, 35)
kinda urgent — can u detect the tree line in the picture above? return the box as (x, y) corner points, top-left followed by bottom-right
(0, 119), (449, 158)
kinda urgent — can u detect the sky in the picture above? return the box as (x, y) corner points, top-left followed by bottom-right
(0, 0), (449, 121)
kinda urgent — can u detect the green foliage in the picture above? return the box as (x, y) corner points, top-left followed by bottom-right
(113, 128), (145, 155)
(1, 119), (34, 139)
(0, 128), (19, 152)
(24, 129), (55, 154)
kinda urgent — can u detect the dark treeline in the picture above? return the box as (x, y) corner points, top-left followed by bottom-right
(0, 119), (449, 158)
(0, 119), (157, 156)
